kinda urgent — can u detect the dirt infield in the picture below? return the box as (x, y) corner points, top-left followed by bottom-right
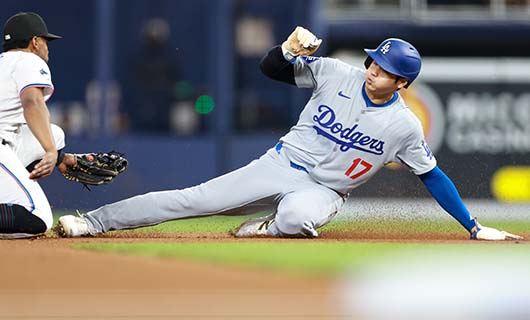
(1, 232), (527, 319)
(0, 235), (339, 319)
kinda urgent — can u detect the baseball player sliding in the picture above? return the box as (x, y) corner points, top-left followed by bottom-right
(0, 12), (127, 239)
(58, 26), (521, 241)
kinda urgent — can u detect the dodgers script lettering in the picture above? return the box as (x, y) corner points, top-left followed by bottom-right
(312, 105), (385, 155)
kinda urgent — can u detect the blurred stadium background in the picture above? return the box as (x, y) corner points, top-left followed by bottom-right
(2, 0), (530, 209)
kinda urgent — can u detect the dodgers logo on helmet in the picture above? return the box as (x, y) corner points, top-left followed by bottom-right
(380, 41), (391, 55)
(363, 38), (422, 88)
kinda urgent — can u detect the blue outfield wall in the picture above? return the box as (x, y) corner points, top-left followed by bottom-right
(41, 134), (281, 211)
(41, 136), (215, 210)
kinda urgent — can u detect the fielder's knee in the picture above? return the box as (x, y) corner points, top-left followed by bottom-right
(0, 203), (48, 235)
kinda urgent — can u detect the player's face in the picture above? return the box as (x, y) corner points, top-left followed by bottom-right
(32, 37), (49, 63)
(364, 61), (407, 101)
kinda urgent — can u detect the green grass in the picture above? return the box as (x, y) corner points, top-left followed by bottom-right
(52, 213), (252, 234)
(90, 215), (529, 236)
(53, 212), (530, 236)
(75, 241), (530, 276)
(59, 213), (530, 276)
(126, 215), (251, 234)
(322, 218), (530, 235)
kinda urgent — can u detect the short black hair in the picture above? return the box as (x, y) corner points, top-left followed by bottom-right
(3, 38), (31, 51)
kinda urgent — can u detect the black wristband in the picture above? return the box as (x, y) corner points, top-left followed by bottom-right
(56, 149), (65, 166)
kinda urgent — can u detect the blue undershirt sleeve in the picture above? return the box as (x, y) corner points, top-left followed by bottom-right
(418, 166), (475, 231)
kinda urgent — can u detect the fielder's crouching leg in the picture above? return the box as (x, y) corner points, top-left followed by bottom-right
(0, 203), (49, 238)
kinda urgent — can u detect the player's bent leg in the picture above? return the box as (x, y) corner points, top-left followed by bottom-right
(234, 186), (345, 238)
(65, 148), (303, 236)
(0, 147), (54, 238)
(0, 189), (53, 239)
(271, 187), (345, 237)
(0, 204), (47, 239)
(79, 184), (280, 235)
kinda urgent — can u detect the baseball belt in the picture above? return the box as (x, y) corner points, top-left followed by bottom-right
(275, 142), (308, 173)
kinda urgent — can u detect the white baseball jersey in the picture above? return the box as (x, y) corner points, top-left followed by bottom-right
(280, 56), (436, 194)
(0, 51), (59, 237)
(0, 51), (54, 144)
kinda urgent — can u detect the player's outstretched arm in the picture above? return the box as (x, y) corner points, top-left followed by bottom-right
(419, 166), (523, 241)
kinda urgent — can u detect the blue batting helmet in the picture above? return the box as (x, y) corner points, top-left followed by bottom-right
(364, 38), (421, 88)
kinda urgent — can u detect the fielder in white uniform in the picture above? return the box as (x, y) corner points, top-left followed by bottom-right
(0, 12), (83, 238)
(58, 27), (521, 241)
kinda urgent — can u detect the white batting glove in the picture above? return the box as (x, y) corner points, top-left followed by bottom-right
(281, 26), (322, 63)
(470, 219), (523, 241)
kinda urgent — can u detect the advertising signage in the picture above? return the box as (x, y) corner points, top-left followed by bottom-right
(361, 58), (530, 200)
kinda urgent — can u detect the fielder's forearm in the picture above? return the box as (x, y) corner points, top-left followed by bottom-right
(21, 88), (56, 153)
(419, 166), (475, 231)
(260, 46), (296, 85)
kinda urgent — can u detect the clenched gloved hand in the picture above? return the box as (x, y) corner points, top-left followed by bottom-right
(281, 26), (322, 62)
(470, 218), (523, 241)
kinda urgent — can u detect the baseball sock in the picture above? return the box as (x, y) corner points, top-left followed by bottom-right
(0, 203), (47, 234)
